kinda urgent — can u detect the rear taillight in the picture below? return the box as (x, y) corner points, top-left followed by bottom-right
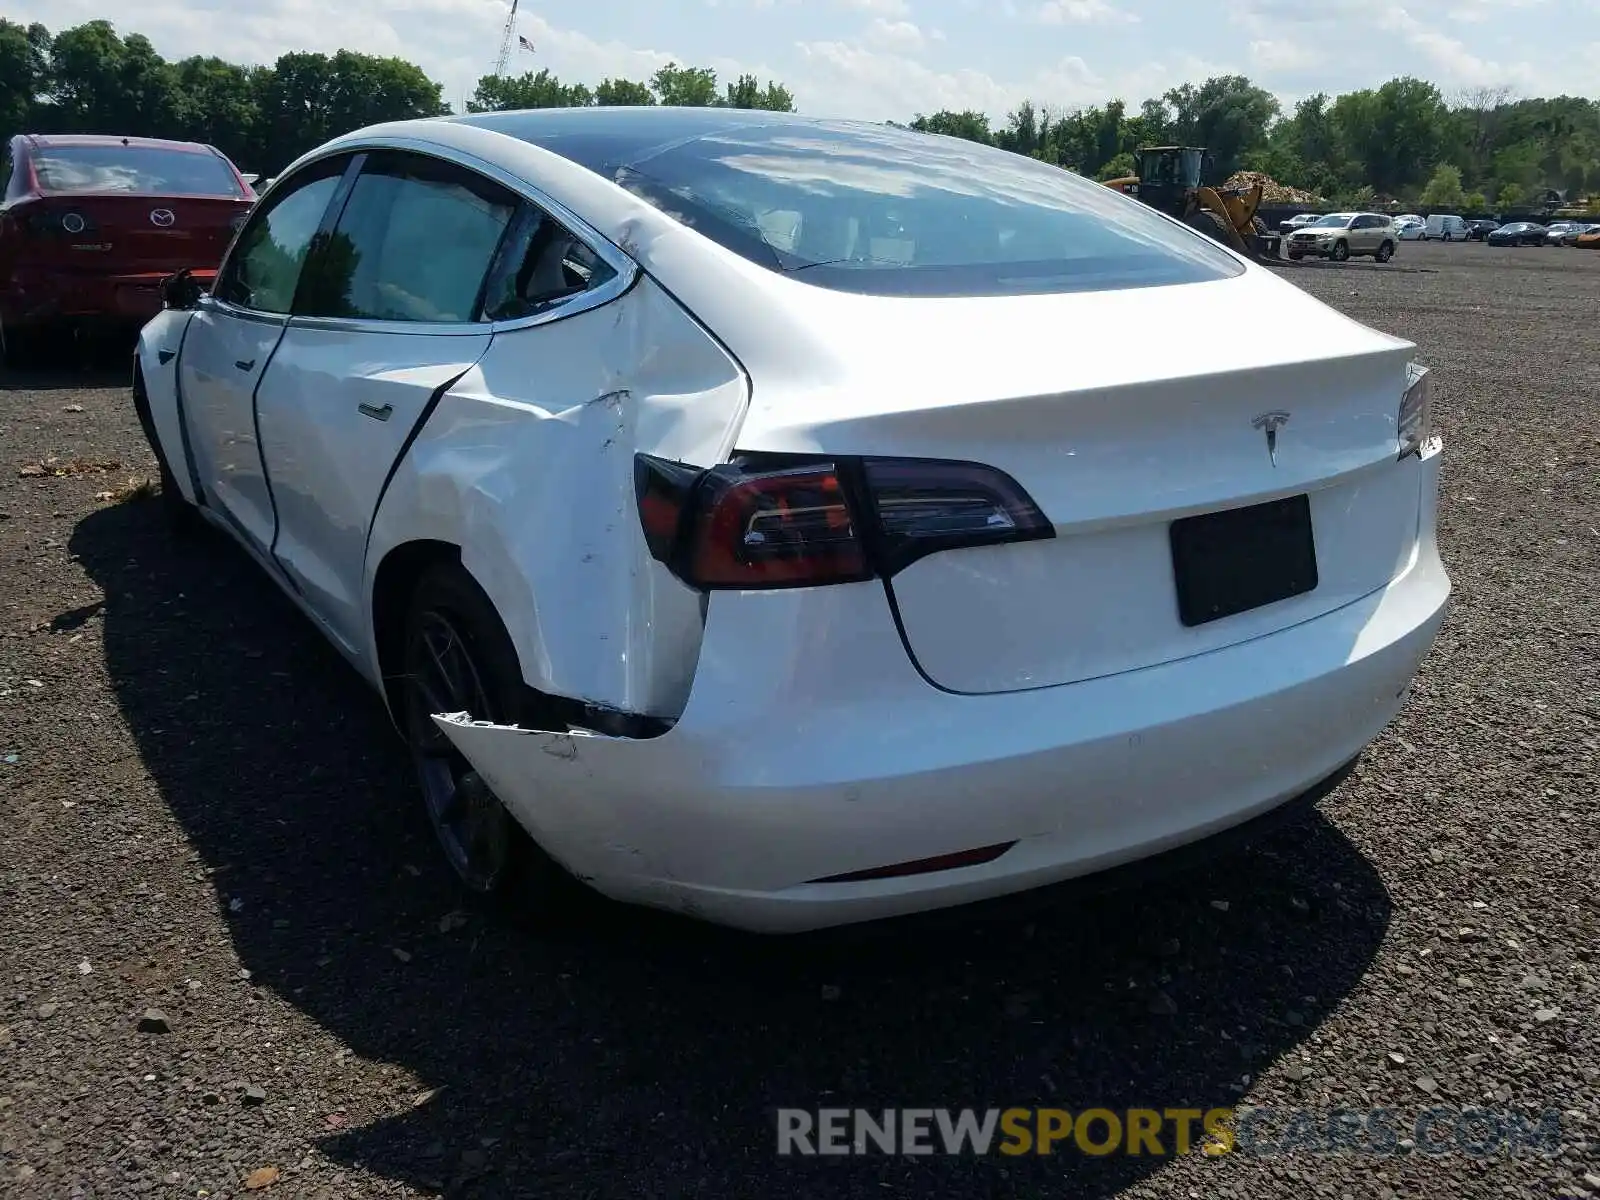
(23, 209), (98, 237)
(1398, 361), (1432, 460)
(635, 453), (1052, 590)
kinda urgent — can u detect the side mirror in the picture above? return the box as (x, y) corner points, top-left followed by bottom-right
(160, 268), (207, 312)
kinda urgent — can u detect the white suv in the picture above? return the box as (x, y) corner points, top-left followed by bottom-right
(1285, 212), (1397, 262)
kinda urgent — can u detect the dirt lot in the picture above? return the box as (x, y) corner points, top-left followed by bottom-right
(1, 239), (1597, 1200)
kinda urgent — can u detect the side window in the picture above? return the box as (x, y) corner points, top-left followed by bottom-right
(479, 204), (620, 323)
(297, 152), (517, 323)
(216, 158), (348, 313)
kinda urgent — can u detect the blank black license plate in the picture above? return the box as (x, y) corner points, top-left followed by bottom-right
(1169, 495), (1318, 627)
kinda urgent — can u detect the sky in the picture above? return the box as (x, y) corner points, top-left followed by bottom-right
(14, 0), (1600, 123)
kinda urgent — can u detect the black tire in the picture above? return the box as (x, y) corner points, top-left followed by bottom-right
(1184, 207), (1237, 248)
(0, 316), (50, 371)
(400, 562), (583, 918)
(1331, 239), (1351, 262)
(1375, 240), (1395, 263)
(1287, 250), (1304, 261)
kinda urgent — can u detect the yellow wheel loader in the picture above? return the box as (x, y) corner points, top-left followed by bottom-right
(1103, 146), (1281, 260)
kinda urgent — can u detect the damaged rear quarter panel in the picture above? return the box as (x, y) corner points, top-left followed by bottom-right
(364, 272), (749, 719)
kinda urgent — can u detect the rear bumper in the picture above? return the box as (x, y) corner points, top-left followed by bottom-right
(437, 449), (1449, 933)
(2, 268), (214, 324)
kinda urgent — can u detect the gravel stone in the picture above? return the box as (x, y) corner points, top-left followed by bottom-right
(0, 240), (1594, 1199)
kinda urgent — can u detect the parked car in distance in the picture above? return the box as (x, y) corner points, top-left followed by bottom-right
(0, 133), (255, 367)
(132, 108), (1449, 933)
(1278, 213), (1320, 235)
(1575, 224), (1600, 249)
(1425, 214), (1468, 241)
(1395, 216), (1426, 241)
(1396, 213), (1423, 227)
(1487, 221), (1547, 246)
(1466, 219), (1499, 240)
(1285, 212), (1397, 261)
(1544, 221), (1585, 246)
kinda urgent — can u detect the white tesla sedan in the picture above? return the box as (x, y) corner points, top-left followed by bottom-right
(133, 108), (1449, 933)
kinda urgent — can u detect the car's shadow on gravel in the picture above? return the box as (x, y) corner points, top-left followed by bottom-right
(72, 497), (1394, 1199)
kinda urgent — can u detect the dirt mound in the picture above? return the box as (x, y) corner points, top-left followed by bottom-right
(1224, 170), (1323, 206)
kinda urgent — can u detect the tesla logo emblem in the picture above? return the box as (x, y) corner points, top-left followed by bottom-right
(1251, 410), (1290, 465)
(150, 208), (175, 227)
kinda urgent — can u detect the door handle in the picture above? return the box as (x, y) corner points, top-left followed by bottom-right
(234, 358), (255, 371)
(358, 402), (393, 422)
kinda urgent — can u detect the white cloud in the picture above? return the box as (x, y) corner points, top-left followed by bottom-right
(1249, 38), (1319, 72)
(1447, 0), (1548, 19)
(864, 18), (928, 50)
(791, 38), (1231, 120)
(1375, 4), (1534, 86)
(1033, 0), (1139, 25)
(839, 0), (911, 15)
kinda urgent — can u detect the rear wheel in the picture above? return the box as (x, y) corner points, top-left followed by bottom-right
(1375, 240), (1395, 263)
(400, 563), (580, 916)
(1331, 239), (1351, 262)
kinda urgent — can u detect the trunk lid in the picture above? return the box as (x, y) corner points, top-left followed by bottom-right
(17, 194), (250, 274)
(722, 268), (1422, 692)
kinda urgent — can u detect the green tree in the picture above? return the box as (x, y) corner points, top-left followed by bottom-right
(254, 49), (446, 171)
(909, 110), (993, 144)
(722, 73), (794, 111)
(594, 77), (654, 106)
(1495, 181), (1525, 209)
(1097, 151), (1136, 180)
(1419, 163), (1465, 207)
(1162, 75), (1279, 180)
(1332, 77), (1447, 194)
(469, 69), (591, 112)
(170, 57), (261, 164)
(651, 63), (718, 107)
(43, 21), (182, 137)
(0, 20), (51, 143)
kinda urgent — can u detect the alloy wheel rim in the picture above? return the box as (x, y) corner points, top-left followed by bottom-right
(405, 609), (511, 892)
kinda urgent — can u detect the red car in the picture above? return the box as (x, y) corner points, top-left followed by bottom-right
(0, 133), (256, 367)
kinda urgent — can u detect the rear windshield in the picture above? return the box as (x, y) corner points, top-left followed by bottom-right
(33, 145), (242, 197)
(592, 123), (1244, 297)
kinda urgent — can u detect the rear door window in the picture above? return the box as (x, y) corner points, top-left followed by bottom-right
(215, 157), (349, 314)
(296, 152), (518, 324)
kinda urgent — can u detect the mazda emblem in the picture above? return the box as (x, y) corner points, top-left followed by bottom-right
(150, 208), (176, 228)
(1251, 411), (1290, 466)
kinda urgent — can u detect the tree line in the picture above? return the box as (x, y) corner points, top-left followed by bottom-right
(908, 76), (1599, 212)
(0, 19), (794, 176)
(3, 17), (1596, 211)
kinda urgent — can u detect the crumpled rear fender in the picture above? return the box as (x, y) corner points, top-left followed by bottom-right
(134, 309), (200, 504)
(364, 272), (749, 720)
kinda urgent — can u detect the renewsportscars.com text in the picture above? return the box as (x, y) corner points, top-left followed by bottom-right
(776, 1106), (1565, 1158)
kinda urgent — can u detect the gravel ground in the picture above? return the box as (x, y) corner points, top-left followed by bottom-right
(1, 239), (1597, 1199)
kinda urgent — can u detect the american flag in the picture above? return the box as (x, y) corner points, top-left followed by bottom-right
(518, 34), (534, 51)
